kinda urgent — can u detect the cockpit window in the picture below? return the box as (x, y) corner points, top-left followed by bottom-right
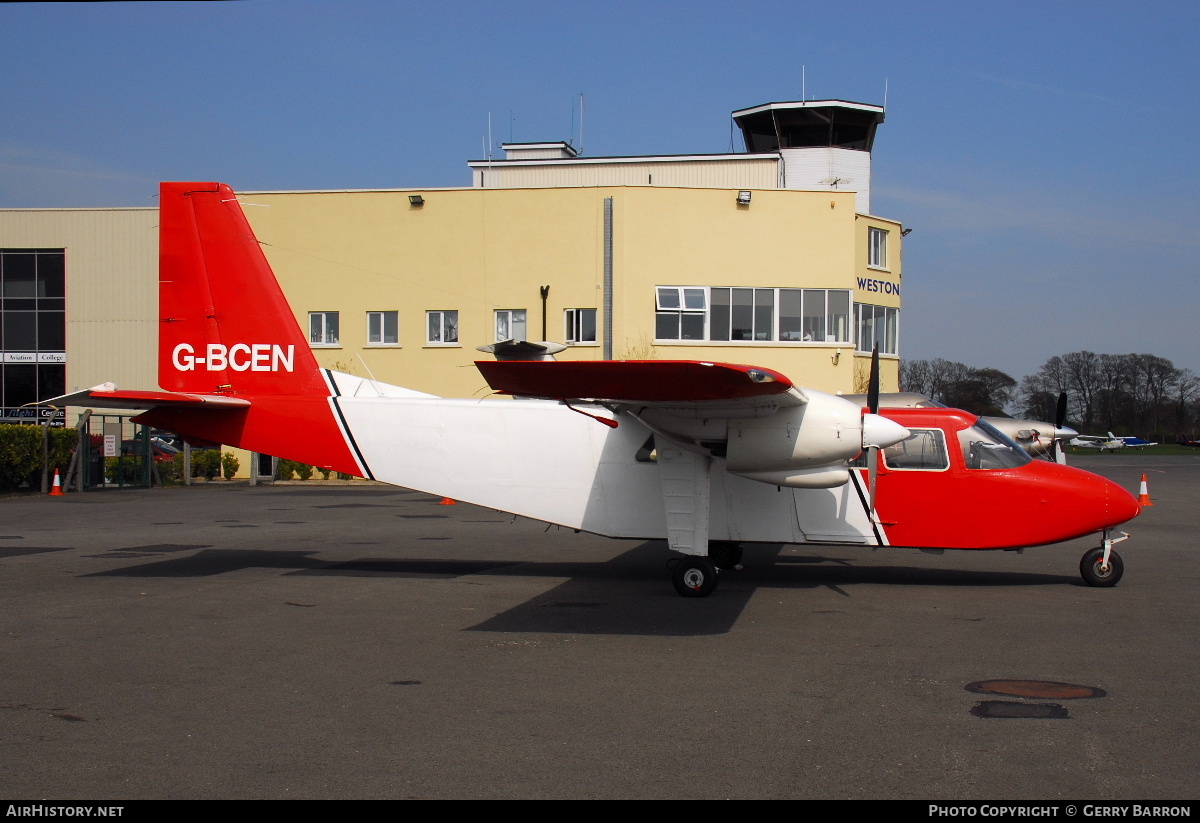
(882, 428), (949, 470)
(959, 419), (1032, 470)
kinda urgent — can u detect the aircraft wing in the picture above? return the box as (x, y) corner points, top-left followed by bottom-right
(46, 383), (251, 411)
(475, 360), (805, 410)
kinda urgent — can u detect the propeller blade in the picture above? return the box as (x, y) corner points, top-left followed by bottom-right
(867, 344), (880, 414)
(1050, 392), (1069, 463)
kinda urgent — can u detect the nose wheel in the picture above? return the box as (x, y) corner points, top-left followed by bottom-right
(1080, 543), (1125, 587)
(1080, 530), (1129, 587)
(670, 557), (720, 597)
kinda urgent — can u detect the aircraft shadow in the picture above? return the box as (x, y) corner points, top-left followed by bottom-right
(85, 541), (1076, 636)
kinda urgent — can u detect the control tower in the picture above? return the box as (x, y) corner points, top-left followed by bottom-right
(732, 100), (885, 214)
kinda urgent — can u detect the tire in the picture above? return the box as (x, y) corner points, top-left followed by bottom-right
(672, 558), (719, 598)
(709, 541), (744, 570)
(1080, 547), (1123, 587)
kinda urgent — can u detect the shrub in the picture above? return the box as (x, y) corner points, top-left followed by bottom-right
(221, 452), (240, 480)
(295, 463), (314, 481)
(0, 424), (76, 491)
(157, 455), (182, 485)
(190, 449), (221, 481)
(105, 455), (150, 486)
(276, 459), (296, 481)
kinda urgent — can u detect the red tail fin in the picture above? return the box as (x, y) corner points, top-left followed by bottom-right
(139, 183), (364, 476)
(159, 182), (326, 397)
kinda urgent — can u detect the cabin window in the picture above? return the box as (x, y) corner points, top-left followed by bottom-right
(958, 420), (1031, 470)
(494, 309), (527, 342)
(309, 311), (340, 346)
(367, 311), (398, 345)
(882, 428), (949, 471)
(426, 310), (459, 345)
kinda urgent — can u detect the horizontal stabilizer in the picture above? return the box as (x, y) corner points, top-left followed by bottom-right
(47, 383), (251, 411)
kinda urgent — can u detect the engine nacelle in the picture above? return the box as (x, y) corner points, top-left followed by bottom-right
(726, 391), (862, 482)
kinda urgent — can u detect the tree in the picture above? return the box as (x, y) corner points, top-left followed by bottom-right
(900, 358), (1016, 416)
(1022, 351), (1197, 440)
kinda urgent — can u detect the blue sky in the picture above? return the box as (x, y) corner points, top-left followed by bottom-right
(2, 1), (1197, 381)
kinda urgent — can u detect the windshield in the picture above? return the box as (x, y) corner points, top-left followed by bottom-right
(958, 419), (1032, 470)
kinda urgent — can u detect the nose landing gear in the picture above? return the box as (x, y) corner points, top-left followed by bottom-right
(1080, 531), (1129, 587)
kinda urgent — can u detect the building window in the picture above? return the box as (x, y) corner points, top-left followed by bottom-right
(709, 287), (776, 341)
(655, 287), (706, 340)
(427, 310), (459, 344)
(1, 249), (66, 424)
(778, 288), (851, 342)
(855, 303), (899, 355)
(653, 286), (852, 344)
(494, 309), (527, 342)
(309, 311), (340, 346)
(868, 227), (888, 269)
(565, 308), (597, 344)
(367, 311), (398, 345)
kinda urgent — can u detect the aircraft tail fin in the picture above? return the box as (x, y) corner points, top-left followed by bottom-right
(140, 182), (366, 476)
(158, 182), (327, 398)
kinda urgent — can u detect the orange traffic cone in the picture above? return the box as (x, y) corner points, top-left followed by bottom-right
(438, 497), (456, 506)
(1137, 473), (1154, 507)
(49, 469), (64, 497)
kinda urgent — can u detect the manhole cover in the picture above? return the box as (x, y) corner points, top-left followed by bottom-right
(965, 680), (1105, 700)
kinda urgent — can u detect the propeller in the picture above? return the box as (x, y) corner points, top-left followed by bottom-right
(859, 346), (910, 520)
(866, 346), (881, 515)
(1050, 392), (1068, 464)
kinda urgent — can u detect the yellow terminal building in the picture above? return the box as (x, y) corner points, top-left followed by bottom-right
(0, 99), (903, 475)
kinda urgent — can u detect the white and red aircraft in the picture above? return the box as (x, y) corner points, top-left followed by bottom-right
(52, 182), (1141, 597)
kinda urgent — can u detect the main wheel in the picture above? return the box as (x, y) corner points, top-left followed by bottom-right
(1080, 547), (1124, 587)
(672, 558), (720, 598)
(709, 541), (744, 570)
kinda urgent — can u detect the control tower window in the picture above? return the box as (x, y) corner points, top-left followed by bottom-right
(868, 228), (888, 269)
(855, 304), (899, 355)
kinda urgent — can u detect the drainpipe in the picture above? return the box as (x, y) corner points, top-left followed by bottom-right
(603, 196), (613, 360)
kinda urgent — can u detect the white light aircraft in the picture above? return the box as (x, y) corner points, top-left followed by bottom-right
(1069, 433), (1126, 452)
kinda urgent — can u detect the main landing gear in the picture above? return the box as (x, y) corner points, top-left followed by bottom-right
(668, 542), (745, 597)
(670, 558), (719, 597)
(1079, 531), (1129, 587)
